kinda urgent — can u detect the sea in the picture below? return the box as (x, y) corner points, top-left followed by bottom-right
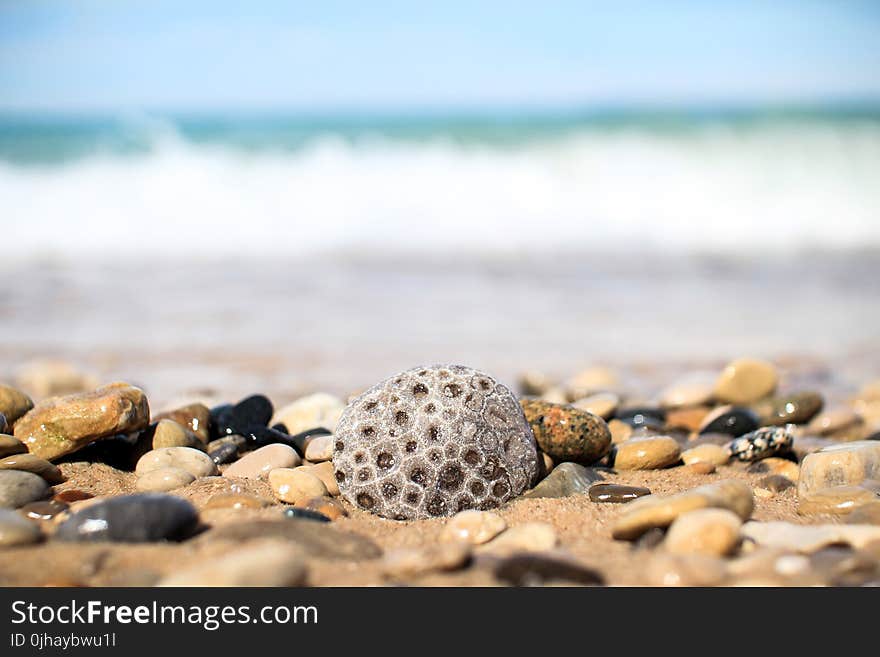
(1, 107), (879, 400)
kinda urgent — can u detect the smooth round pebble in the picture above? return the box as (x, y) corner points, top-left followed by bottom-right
(272, 393), (344, 435)
(136, 446), (218, 478)
(151, 419), (204, 450)
(304, 434), (333, 462)
(0, 435), (27, 458)
(613, 436), (681, 470)
(571, 392), (619, 419)
(223, 444), (301, 479)
(659, 374), (715, 409)
(0, 470), (49, 509)
(681, 443), (730, 467)
(714, 358), (778, 405)
(665, 508), (742, 556)
(269, 468), (327, 504)
(681, 462), (716, 475)
(54, 494), (199, 542)
(136, 467), (196, 492)
(0, 453), (65, 484)
(699, 405), (759, 437)
(754, 391), (823, 426)
(303, 461), (339, 496)
(520, 399), (610, 463)
(441, 510), (507, 544)
(382, 543), (471, 578)
(19, 499), (68, 520)
(295, 496), (348, 520)
(160, 542), (306, 587)
(0, 508), (42, 547)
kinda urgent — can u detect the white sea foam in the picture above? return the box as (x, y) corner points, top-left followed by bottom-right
(2, 121), (879, 259)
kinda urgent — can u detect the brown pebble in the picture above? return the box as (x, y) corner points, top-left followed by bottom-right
(665, 406), (712, 432)
(589, 483), (651, 503)
(19, 499), (69, 521)
(682, 462), (716, 475)
(295, 496), (348, 520)
(0, 453), (66, 484)
(0, 435), (27, 459)
(53, 489), (94, 504)
(203, 493), (268, 511)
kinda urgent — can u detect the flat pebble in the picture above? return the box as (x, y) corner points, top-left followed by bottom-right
(224, 443), (301, 479)
(664, 508), (742, 556)
(54, 494), (199, 542)
(613, 436), (681, 470)
(741, 520), (880, 553)
(295, 496), (348, 520)
(0, 508), (42, 547)
(493, 553), (604, 586)
(19, 499), (68, 520)
(441, 510), (507, 544)
(272, 393), (344, 435)
(520, 399), (611, 463)
(479, 522), (558, 555)
(0, 470), (50, 508)
(612, 479), (754, 540)
(714, 358), (778, 405)
(0, 453), (65, 484)
(304, 434), (333, 462)
(0, 435), (26, 458)
(681, 443), (730, 466)
(522, 462), (603, 499)
(269, 468), (327, 504)
(160, 542), (306, 587)
(807, 407), (862, 436)
(382, 543), (471, 578)
(571, 392), (619, 419)
(589, 483), (651, 503)
(203, 493), (269, 510)
(136, 446), (218, 478)
(727, 426), (794, 462)
(699, 405), (759, 437)
(136, 467), (195, 492)
(659, 374), (715, 409)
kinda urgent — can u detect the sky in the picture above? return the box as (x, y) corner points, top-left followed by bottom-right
(1, 0), (880, 112)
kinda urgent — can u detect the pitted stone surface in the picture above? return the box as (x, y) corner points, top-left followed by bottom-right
(333, 365), (539, 519)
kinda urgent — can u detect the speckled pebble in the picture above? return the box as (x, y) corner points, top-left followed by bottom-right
(520, 399), (610, 464)
(136, 466), (196, 492)
(136, 446), (218, 478)
(223, 443), (301, 480)
(269, 468), (327, 504)
(0, 453), (65, 484)
(727, 426), (794, 461)
(0, 508), (42, 547)
(441, 509), (507, 544)
(613, 436), (681, 470)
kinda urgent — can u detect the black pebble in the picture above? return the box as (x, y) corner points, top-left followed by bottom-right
(54, 494), (199, 543)
(700, 407), (759, 437)
(209, 403), (236, 440)
(208, 441), (240, 465)
(0, 412), (7, 433)
(210, 395), (274, 440)
(614, 406), (666, 430)
(282, 507), (331, 523)
(250, 426), (332, 452)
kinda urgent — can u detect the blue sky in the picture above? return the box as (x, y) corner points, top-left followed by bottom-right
(1, 1), (879, 112)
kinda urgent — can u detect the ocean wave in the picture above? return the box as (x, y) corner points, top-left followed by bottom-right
(1, 118), (879, 258)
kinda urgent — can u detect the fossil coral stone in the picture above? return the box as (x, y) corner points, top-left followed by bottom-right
(333, 365), (539, 520)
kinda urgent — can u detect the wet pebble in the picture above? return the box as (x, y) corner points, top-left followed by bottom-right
(441, 510), (507, 544)
(613, 435), (680, 470)
(0, 453), (65, 484)
(589, 483), (651, 503)
(55, 494), (199, 542)
(160, 542), (306, 587)
(207, 437), (242, 465)
(612, 479), (754, 540)
(223, 443), (301, 479)
(210, 395), (274, 440)
(664, 508), (742, 556)
(608, 419), (633, 444)
(699, 405), (759, 437)
(522, 462), (603, 499)
(203, 494), (267, 511)
(727, 425), (794, 461)
(0, 435), (26, 459)
(520, 399), (611, 463)
(754, 391), (823, 426)
(0, 470), (50, 508)
(269, 468), (327, 504)
(0, 508), (42, 547)
(136, 466), (195, 492)
(681, 443), (730, 466)
(136, 446), (218, 478)
(714, 358), (778, 405)
(19, 499), (68, 521)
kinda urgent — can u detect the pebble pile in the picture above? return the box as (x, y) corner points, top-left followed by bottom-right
(0, 356), (878, 587)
